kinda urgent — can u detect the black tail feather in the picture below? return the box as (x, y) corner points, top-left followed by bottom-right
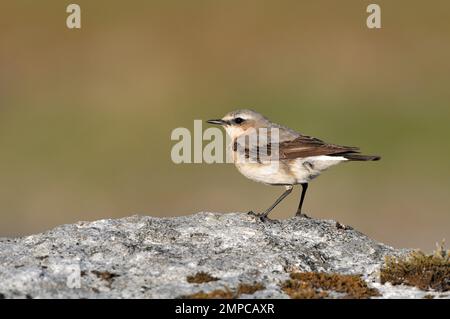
(339, 153), (381, 161)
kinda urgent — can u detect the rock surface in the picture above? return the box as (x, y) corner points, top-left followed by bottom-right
(0, 212), (444, 298)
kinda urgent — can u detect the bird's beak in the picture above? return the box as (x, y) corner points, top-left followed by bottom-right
(207, 119), (226, 126)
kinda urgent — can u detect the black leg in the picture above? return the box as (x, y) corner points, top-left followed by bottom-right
(258, 186), (293, 218)
(295, 183), (308, 216)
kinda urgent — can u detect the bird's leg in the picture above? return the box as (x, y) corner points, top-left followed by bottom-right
(254, 185), (293, 219)
(295, 183), (309, 217)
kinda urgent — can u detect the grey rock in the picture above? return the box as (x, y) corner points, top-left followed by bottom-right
(0, 212), (441, 299)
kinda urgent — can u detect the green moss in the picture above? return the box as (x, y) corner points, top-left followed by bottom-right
(182, 282), (265, 299)
(186, 271), (219, 284)
(183, 287), (234, 299)
(281, 278), (329, 299)
(236, 283), (265, 295)
(281, 272), (380, 299)
(380, 242), (449, 292)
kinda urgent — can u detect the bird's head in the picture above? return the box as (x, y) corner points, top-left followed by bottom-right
(207, 109), (270, 139)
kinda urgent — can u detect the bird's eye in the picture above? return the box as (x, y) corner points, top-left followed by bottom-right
(234, 117), (245, 124)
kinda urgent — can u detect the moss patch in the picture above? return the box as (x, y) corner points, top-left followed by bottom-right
(380, 243), (449, 292)
(281, 272), (380, 299)
(236, 283), (265, 295)
(182, 282), (265, 299)
(183, 287), (234, 299)
(186, 272), (219, 284)
(281, 278), (329, 299)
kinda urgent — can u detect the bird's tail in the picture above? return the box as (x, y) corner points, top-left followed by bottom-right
(341, 153), (381, 161)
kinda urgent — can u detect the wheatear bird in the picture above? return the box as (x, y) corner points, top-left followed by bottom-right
(207, 109), (380, 219)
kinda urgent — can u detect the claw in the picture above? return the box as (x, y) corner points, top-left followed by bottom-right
(247, 211), (271, 222)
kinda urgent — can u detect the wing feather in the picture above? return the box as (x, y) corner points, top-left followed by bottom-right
(279, 135), (359, 159)
(233, 134), (359, 161)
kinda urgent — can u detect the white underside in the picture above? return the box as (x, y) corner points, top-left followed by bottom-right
(235, 155), (348, 185)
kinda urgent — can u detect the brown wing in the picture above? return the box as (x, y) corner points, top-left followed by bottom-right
(279, 135), (359, 159)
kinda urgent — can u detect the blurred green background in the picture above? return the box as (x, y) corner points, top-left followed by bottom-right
(0, 1), (449, 251)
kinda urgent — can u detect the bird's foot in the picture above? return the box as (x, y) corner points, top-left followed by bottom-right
(247, 211), (272, 222)
(295, 211), (311, 219)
